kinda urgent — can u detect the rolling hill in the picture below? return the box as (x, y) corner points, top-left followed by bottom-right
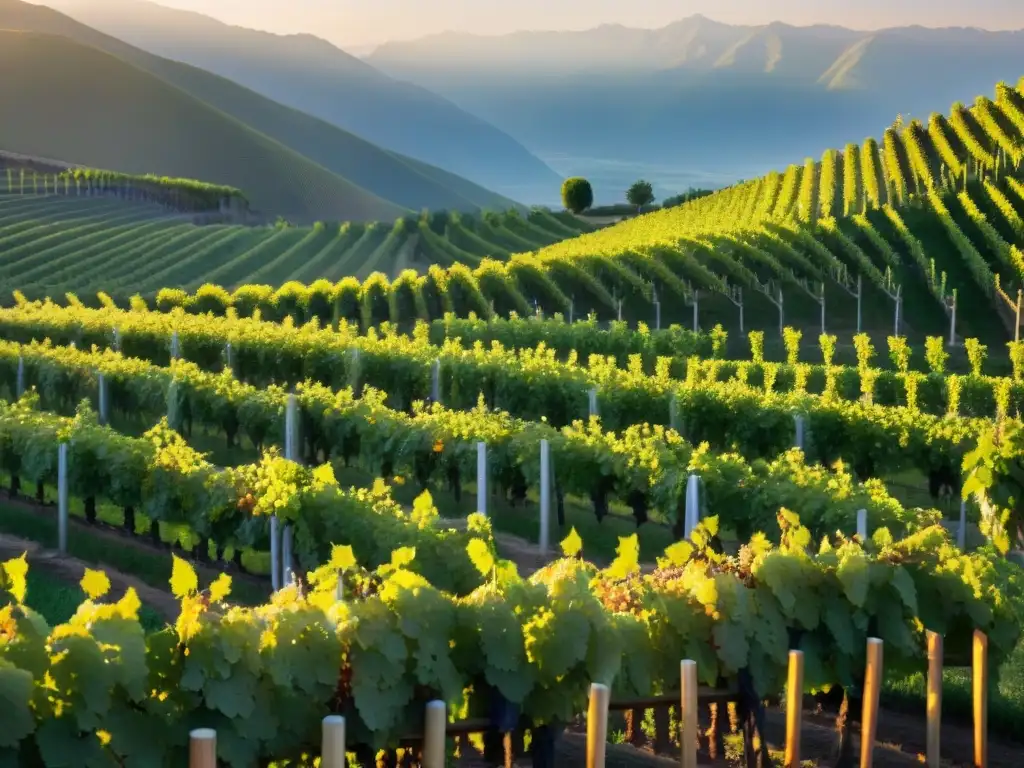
(1, 0), (525, 215)
(93, 76), (1024, 352)
(38, 0), (565, 203)
(0, 29), (409, 223)
(0, 186), (591, 298)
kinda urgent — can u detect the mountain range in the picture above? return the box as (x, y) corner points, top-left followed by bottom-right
(34, 0), (563, 203)
(0, 0), (564, 221)
(5, 1), (1024, 212)
(365, 16), (1024, 201)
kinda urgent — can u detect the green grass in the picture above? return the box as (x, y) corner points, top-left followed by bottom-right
(24, 566), (165, 632)
(0, 490), (270, 607)
(884, 641), (1024, 741)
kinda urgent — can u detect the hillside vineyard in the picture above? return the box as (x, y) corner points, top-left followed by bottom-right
(0, 179), (591, 299)
(5, 79), (1024, 348)
(3, 50), (1024, 768)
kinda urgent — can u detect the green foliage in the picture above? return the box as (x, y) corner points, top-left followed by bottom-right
(888, 336), (911, 374)
(925, 336), (948, 375)
(965, 338), (988, 377)
(561, 177), (594, 214)
(5, 513), (1011, 763)
(783, 327), (802, 366)
(626, 180), (655, 211)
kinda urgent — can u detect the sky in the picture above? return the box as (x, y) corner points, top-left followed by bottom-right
(96, 0), (1024, 50)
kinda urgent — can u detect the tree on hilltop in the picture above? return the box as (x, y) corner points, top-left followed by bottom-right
(561, 177), (593, 214)
(626, 179), (655, 212)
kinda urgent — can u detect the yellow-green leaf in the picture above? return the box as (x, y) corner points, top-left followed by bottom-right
(80, 568), (111, 601)
(330, 544), (356, 572)
(467, 539), (495, 578)
(208, 573), (232, 604)
(2, 554), (28, 604)
(662, 540), (694, 567)
(390, 546), (416, 569)
(170, 554), (198, 598)
(606, 534), (640, 580)
(560, 528), (583, 558)
(116, 587), (141, 620)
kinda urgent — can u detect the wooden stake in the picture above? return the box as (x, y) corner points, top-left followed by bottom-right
(680, 660), (699, 768)
(586, 683), (610, 768)
(926, 631), (943, 768)
(974, 631), (988, 768)
(188, 728), (216, 768)
(785, 650), (804, 768)
(860, 637), (883, 768)
(321, 715), (346, 768)
(423, 700), (446, 768)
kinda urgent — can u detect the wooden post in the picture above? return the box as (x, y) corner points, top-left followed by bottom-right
(97, 372), (109, 426)
(680, 660), (699, 768)
(431, 359), (441, 403)
(586, 682), (610, 768)
(540, 439), (551, 554)
(974, 631), (988, 768)
(926, 631), (943, 768)
(188, 728), (216, 768)
(785, 650), (804, 768)
(281, 525), (293, 587)
(57, 442), (69, 553)
(423, 700), (446, 768)
(285, 394), (299, 461)
(167, 380), (179, 430)
(321, 715), (346, 768)
(860, 637), (883, 768)
(270, 515), (280, 592)
(684, 474), (700, 539)
(477, 441), (487, 517)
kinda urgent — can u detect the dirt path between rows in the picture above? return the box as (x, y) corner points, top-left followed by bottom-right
(0, 531), (181, 620)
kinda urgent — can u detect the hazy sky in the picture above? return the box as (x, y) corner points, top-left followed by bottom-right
(119, 0), (1024, 50)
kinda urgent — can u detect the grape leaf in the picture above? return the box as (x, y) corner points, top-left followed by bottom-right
(329, 544), (356, 572)
(80, 568), (111, 601)
(1, 555), (28, 604)
(208, 573), (232, 604)
(0, 663), (33, 747)
(560, 528), (582, 558)
(170, 555), (198, 598)
(466, 539), (495, 578)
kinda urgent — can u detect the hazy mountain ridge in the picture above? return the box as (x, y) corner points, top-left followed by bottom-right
(1, 0), (526, 215)
(38, 0), (564, 202)
(363, 16), (1024, 203)
(366, 15), (1024, 89)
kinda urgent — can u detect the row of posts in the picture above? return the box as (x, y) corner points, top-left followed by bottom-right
(39, 338), (969, 565)
(186, 629), (989, 768)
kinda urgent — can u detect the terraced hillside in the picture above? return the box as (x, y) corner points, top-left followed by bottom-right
(0, 193), (590, 298)
(119, 78), (1024, 348)
(522, 78), (1024, 343)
